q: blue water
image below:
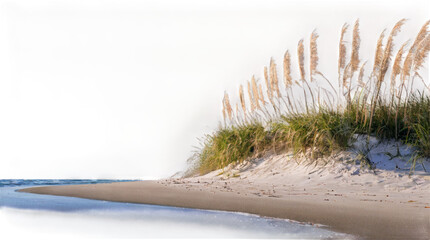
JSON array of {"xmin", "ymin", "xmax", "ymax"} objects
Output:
[
  {"xmin": 0, "ymin": 179, "xmax": 136, "ymax": 211},
  {"xmin": 0, "ymin": 179, "xmax": 353, "ymax": 239}
]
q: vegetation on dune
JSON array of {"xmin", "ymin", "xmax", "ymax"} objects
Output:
[
  {"xmin": 189, "ymin": 19, "xmax": 430, "ymax": 175},
  {"xmin": 196, "ymin": 122, "xmax": 269, "ymax": 175},
  {"xmin": 274, "ymin": 109, "xmax": 354, "ymax": 156}
]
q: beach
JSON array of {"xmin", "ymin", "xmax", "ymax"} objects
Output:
[
  {"xmin": 20, "ymin": 179, "xmax": 429, "ymax": 239},
  {"xmin": 20, "ymin": 142, "xmax": 430, "ymax": 240}
]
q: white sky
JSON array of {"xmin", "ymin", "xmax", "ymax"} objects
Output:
[{"xmin": 0, "ymin": 0, "xmax": 429, "ymax": 179}]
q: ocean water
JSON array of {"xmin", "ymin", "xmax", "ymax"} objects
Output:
[{"xmin": 0, "ymin": 179, "xmax": 352, "ymax": 239}]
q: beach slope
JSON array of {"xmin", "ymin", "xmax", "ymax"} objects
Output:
[{"xmin": 20, "ymin": 178, "xmax": 429, "ymax": 239}]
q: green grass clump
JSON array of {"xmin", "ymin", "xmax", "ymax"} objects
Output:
[
  {"xmin": 408, "ymin": 95, "xmax": 430, "ymax": 157},
  {"xmin": 189, "ymin": 19, "xmax": 430, "ymax": 175},
  {"xmin": 351, "ymin": 94, "xmax": 430, "ymax": 153},
  {"xmin": 272, "ymin": 109, "xmax": 354, "ymax": 156},
  {"xmin": 195, "ymin": 122, "xmax": 269, "ymax": 175}
]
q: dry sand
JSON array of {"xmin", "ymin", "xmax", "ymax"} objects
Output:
[{"xmin": 20, "ymin": 139, "xmax": 430, "ymax": 239}]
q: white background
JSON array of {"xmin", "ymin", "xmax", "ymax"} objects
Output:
[{"xmin": 0, "ymin": 0, "xmax": 429, "ymax": 179}]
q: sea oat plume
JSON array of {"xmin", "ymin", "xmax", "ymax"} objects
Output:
[
  {"xmin": 247, "ymin": 81, "xmax": 256, "ymax": 111},
  {"xmin": 402, "ymin": 51, "xmax": 414, "ymax": 79},
  {"xmin": 413, "ymin": 34, "xmax": 430, "ymax": 72},
  {"xmin": 283, "ymin": 50, "xmax": 293, "ymax": 88},
  {"xmin": 338, "ymin": 23, "xmax": 349, "ymax": 73},
  {"xmin": 251, "ymin": 76, "xmax": 260, "ymax": 109},
  {"xmin": 410, "ymin": 20, "xmax": 430, "ymax": 52},
  {"xmin": 297, "ymin": 39, "xmax": 306, "ymax": 81},
  {"xmin": 358, "ymin": 61, "xmax": 367, "ymax": 87},
  {"xmin": 379, "ymin": 19, "xmax": 406, "ymax": 83},
  {"xmin": 239, "ymin": 85, "xmax": 247, "ymax": 115},
  {"xmin": 222, "ymin": 98, "xmax": 226, "ymax": 122},
  {"xmin": 223, "ymin": 92, "xmax": 233, "ymax": 121},
  {"xmin": 310, "ymin": 30, "xmax": 319, "ymax": 81},
  {"xmin": 390, "ymin": 42, "xmax": 407, "ymax": 92},
  {"xmin": 373, "ymin": 30, "xmax": 386, "ymax": 75},
  {"xmin": 270, "ymin": 58, "xmax": 281, "ymax": 98},
  {"xmin": 264, "ymin": 66, "xmax": 272, "ymax": 99},
  {"xmin": 402, "ymin": 20, "xmax": 429, "ymax": 79},
  {"xmin": 385, "ymin": 20, "xmax": 407, "ymax": 64},
  {"xmin": 351, "ymin": 19, "xmax": 361, "ymax": 73}
]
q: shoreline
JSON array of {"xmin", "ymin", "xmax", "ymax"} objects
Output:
[{"xmin": 19, "ymin": 180, "xmax": 430, "ymax": 239}]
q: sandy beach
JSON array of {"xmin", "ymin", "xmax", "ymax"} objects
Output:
[
  {"xmin": 20, "ymin": 141, "xmax": 430, "ymax": 239},
  {"xmin": 20, "ymin": 179, "xmax": 429, "ymax": 239}
]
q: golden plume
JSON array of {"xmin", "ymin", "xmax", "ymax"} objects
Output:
[
  {"xmin": 283, "ymin": 50, "xmax": 293, "ymax": 88},
  {"xmin": 350, "ymin": 19, "xmax": 361, "ymax": 73},
  {"xmin": 270, "ymin": 58, "xmax": 281, "ymax": 98},
  {"xmin": 297, "ymin": 39, "xmax": 306, "ymax": 81},
  {"xmin": 223, "ymin": 92, "xmax": 233, "ymax": 121},
  {"xmin": 379, "ymin": 19, "xmax": 406, "ymax": 83},
  {"xmin": 402, "ymin": 20, "xmax": 430, "ymax": 79},
  {"xmin": 251, "ymin": 76, "xmax": 260, "ymax": 110},
  {"xmin": 358, "ymin": 61, "xmax": 367, "ymax": 87},
  {"xmin": 390, "ymin": 42, "xmax": 407, "ymax": 93},
  {"xmin": 413, "ymin": 34, "xmax": 430, "ymax": 72},
  {"xmin": 338, "ymin": 23, "xmax": 349, "ymax": 74},
  {"xmin": 239, "ymin": 84, "xmax": 246, "ymax": 115},
  {"xmin": 264, "ymin": 66, "xmax": 272, "ymax": 99},
  {"xmin": 247, "ymin": 81, "xmax": 256, "ymax": 111},
  {"xmin": 310, "ymin": 30, "xmax": 319, "ymax": 81},
  {"xmin": 372, "ymin": 30, "xmax": 386, "ymax": 75}
]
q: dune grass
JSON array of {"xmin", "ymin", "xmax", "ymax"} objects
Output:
[
  {"xmin": 195, "ymin": 122, "xmax": 269, "ymax": 175},
  {"xmin": 190, "ymin": 19, "xmax": 430, "ymax": 175}
]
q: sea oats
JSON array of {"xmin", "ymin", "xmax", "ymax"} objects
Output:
[
  {"xmin": 283, "ymin": 50, "xmax": 292, "ymax": 88},
  {"xmin": 410, "ymin": 20, "xmax": 430, "ymax": 52},
  {"xmin": 338, "ymin": 23, "xmax": 348, "ymax": 73},
  {"xmin": 222, "ymin": 98, "xmax": 226, "ymax": 122},
  {"xmin": 264, "ymin": 66, "xmax": 272, "ymax": 99},
  {"xmin": 390, "ymin": 42, "xmax": 407, "ymax": 93},
  {"xmin": 247, "ymin": 81, "xmax": 256, "ymax": 111},
  {"xmin": 358, "ymin": 61, "xmax": 367, "ymax": 88},
  {"xmin": 297, "ymin": 39, "xmax": 306, "ymax": 81},
  {"xmin": 402, "ymin": 20, "xmax": 430, "ymax": 79},
  {"xmin": 239, "ymin": 85, "xmax": 247, "ymax": 115},
  {"xmin": 373, "ymin": 30, "xmax": 386, "ymax": 75},
  {"xmin": 310, "ymin": 30, "xmax": 319, "ymax": 81},
  {"xmin": 379, "ymin": 19, "xmax": 406, "ymax": 82},
  {"xmin": 224, "ymin": 92, "xmax": 233, "ymax": 121},
  {"xmin": 413, "ymin": 35, "xmax": 430, "ymax": 72},
  {"xmin": 338, "ymin": 23, "xmax": 349, "ymax": 90},
  {"xmin": 207, "ymin": 19, "xmax": 430, "ymax": 184},
  {"xmin": 270, "ymin": 58, "xmax": 281, "ymax": 98},
  {"xmin": 251, "ymin": 76, "xmax": 260, "ymax": 109},
  {"xmin": 351, "ymin": 19, "xmax": 361, "ymax": 73},
  {"xmin": 370, "ymin": 19, "xmax": 407, "ymax": 133}
]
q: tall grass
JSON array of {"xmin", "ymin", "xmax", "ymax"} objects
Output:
[
  {"xmin": 193, "ymin": 122, "xmax": 269, "ymax": 175},
  {"xmin": 190, "ymin": 19, "xmax": 430, "ymax": 175}
]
